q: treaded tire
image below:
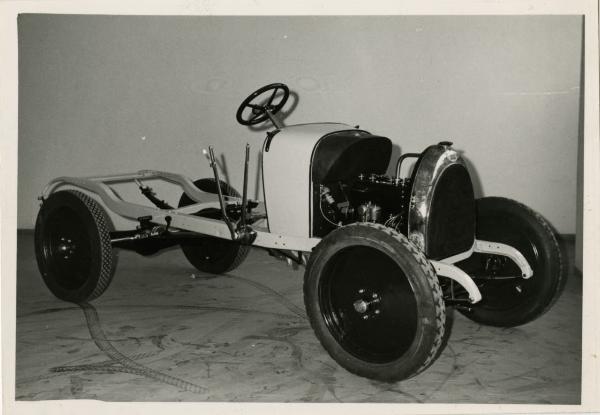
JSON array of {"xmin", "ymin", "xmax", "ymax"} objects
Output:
[
  {"xmin": 304, "ymin": 222, "xmax": 446, "ymax": 382},
  {"xmin": 456, "ymin": 197, "xmax": 565, "ymax": 327},
  {"xmin": 34, "ymin": 190, "xmax": 118, "ymax": 302},
  {"xmin": 178, "ymin": 178, "xmax": 249, "ymax": 274}
]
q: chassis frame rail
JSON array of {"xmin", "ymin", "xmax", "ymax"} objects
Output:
[{"xmin": 41, "ymin": 170, "xmax": 321, "ymax": 252}]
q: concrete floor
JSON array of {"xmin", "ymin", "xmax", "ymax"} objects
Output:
[{"xmin": 15, "ymin": 231, "xmax": 581, "ymax": 403}]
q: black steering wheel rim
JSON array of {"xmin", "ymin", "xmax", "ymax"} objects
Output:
[{"xmin": 236, "ymin": 83, "xmax": 290, "ymax": 126}]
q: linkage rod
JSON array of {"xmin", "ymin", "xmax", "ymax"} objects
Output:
[
  {"xmin": 207, "ymin": 146, "xmax": 237, "ymax": 240},
  {"xmin": 241, "ymin": 143, "xmax": 250, "ymax": 228}
]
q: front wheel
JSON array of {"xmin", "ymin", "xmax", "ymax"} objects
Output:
[
  {"xmin": 304, "ymin": 223, "xmax": 446, "ymax": 382},
  {"xmin": 34, "ymin": 190, "xmax": 118, "ymax": 302},
  {"xmin": 456, "ymin": 197, "xmax": 565, "ymax": 327}
]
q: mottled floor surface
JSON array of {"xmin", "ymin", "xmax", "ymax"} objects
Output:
[{"xmin": 15, "ymin": 231, "xmax": 581, "ymax": 403}]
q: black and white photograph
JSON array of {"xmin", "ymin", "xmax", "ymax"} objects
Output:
[{"xmin": 2, "ymin": 1, "xmax": 599, "ymax": 414}]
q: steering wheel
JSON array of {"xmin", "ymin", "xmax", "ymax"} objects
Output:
[{"xmin": 236, "ymin": 83, "xmax": 290, "ymax": 126}]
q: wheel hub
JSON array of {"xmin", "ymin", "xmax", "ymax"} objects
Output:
[
  {"xmin": 57, "ymin": 237, "xmax": 76, "ymax": 259},
  {"xmin": 484, "ymin": 255, "xmax": 508, "ymax": 274},
  {"xmin": 353, "ymin": 299, "xmax": 369, "ymax": 313},
  {"xmin": 353, "ymin": 289, "xmax": 381, "ymax": 319}
]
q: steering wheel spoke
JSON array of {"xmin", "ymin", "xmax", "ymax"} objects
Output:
[
  {"xmin": 249, "ymin": 110, "xmax": 265, "ymax": 123},
  {"xmin": 267, "ymin": 87, "xmax": 279, "ymax": 104}
]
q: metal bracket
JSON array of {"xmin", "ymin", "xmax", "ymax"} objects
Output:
[
  {"xmin": 394, "ymin": 152, "xmax": 420, "ymax": 180},
  {"xmin": 474, "ymin": 239, "xmax": 533, "ymax": 279},
  {"xmin": 430, "ymin": 260, "xmax": 482, "ymax": 303},
  {"xmin": 431, "ymin": 238, "xmax": 533, "ymax": 304},
  {"xmin": 264, "ymin": 107, "xmax": 284, "ymax": 130}
]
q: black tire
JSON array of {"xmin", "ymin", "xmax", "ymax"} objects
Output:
[
  {"xmin": 178, "ymin": 178, "xmax": 249, "ymax": 274},
  {"xmin": 34, "ymin": 190, "xmax": 118, "ymax": 302},
  {"xmin": 304, "ymin": 223, "xmax": 446, "ymax": 382},
  {"xmin": 456, "ymin": 197, "xmax": 565, "ymax": 327}
]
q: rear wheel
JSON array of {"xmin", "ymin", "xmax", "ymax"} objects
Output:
[
  {"xmin": 304, "ymin": 223, "xmax": 446, "ymax": 382},
  {"xmin": 178, "ymin": 178, "xmax": 249, "ymax": 274},
  {"xmin": 34, "ymin": 190, "xmax": 117, "ymax": 302},
  {"xmin": 456, "ymin": 197, "xmax": 565, "ymax": 327}
]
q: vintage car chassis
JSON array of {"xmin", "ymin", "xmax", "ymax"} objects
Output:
[{"xmin": 36, "ymin": 82, "xmax": 565, "ymax": 383}]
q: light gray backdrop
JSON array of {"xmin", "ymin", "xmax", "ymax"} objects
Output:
[{"xmin": 18, "ymin": 15, "xmax": 583, "ymax": 238}]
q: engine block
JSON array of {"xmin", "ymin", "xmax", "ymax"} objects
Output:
[{"xmin": 316, "ymin": 174, "xmax": 413, "ymax": 237}]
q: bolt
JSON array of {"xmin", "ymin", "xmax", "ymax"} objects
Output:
[
  {"xmin": 515, "ymin": 285, "xmax": 523, "ymax": 294},
  {"xmin": 374, "ymin": 309, "xmax": 380, "ymax": 315},
  {"xmin": 358, "ymin": 289, "xmax": 365, "ymax": 294},
  {"xmin": 362, "ymin": 315, "xmax": 369, "ymax": 320},
  {"xmin": 372, "ymin": 293, "xmax": 378, "ymax": 298}
]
